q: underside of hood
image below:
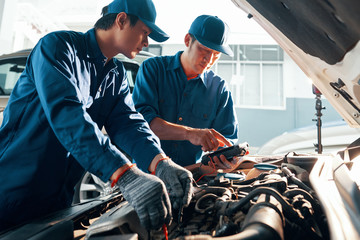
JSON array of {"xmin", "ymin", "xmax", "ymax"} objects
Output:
[{"xmin": 232, "ymin": 0, "xmax": 360, "ymax": 127}]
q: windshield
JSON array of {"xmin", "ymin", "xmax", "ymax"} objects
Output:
[{"xmin": 0, "ymin": 58, "xmax": 27, "ymax": 96}]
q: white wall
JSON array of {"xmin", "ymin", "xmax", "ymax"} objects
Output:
[
  {"xmin": 161, "ymin": 44, "xmax": 184, "ymax": 56},
  {"xmin": 283, "ymin": 53, "xmax": 314, "ymax": 99},
  {"xmin": 0, "ymin": 0, "xmax": 17, "ymax": 55}
]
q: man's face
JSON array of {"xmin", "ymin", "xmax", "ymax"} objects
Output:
[
  {"xmin": 187, "ymin": 39, "xmax": 221, "ymax": 74},
  {"xmin": 120, "ymin": 18, "xmax": 151, "ymax": 59}
]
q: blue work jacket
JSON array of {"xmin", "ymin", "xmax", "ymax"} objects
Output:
[
  {"xmin": 132, "ymin": 52, "xmax": 238, "ymax": 166},
  {"xmin": 0, "ymin": 28, "xmax": 162, "ymax": 227}
]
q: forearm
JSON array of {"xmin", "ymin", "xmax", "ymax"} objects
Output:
[
  {"xmin": 150, "ymin": 117, "xmax": 232, "ymax": 152},
  {"xmin": 150, "ymin": 117, "xmax": 191, "ymax": 141}
]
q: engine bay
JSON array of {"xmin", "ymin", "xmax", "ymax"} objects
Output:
[{"xmin": 84, "ymin": 154, "xmax": 330, "ymax": 240}]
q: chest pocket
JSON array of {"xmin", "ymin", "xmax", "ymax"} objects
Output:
[{"xmin": 190, "ymin": 102, "xmax": 215, "ymax": 128}]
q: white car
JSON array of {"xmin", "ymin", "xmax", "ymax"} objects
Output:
[
  {"xmin": 234, "ymin": 1, "xmax": 360, "ymax": 240},
  {"xmin": 1, "ymin": 1, "xmax": 359, "ymax": 239},
  {"xmin": 258, "ymin": 120, "xmax": 360, "ymax": 155}
]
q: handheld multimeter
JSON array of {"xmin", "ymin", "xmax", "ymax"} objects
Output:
[{"xmin": 201, "ymin": 142, "xmax": 249, "ymax": 166}]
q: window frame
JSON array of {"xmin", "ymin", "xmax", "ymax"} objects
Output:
[{"xmin": 214, "ymin": 44, "xmax": 285, "ymax": 110}]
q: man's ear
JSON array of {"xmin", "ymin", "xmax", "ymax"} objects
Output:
[
  {"xmin": 184, "ymin": 33, "xmax": 191, "ymax": 47},
  {"xmin": 116, "ymin": 12, "xmax": 127, "ymax": 29}
]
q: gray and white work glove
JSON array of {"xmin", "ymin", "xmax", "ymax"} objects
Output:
[
  {"xmin": 116, "ymin": 166, "xmax": 172, "ymax": 230},
  {"xmin": 155, "ymin": 159, "xmax": 194, "ymax": 210}
]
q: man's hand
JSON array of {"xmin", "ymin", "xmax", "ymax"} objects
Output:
[
  {"xmin": 186, "ymin": 128, "xmax": 231, "ymax": 152},
  {"xmin": 155, "ymin": 159, "xmax": 193, "ymax": 210},
  {"xmin": 116, "ymin": 166, "xmax": 172, "ymax": 230}
]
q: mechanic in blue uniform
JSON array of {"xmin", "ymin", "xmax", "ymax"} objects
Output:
[
  {"xmin": 132, "ymin": 15, "xmax": 239, "ymax": 171},
  {"xmin": 0, "ymin": 0, "xmax": 193, "ymax": 231}
]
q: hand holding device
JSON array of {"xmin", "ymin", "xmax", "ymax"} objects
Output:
[{"xmin": 201, "ymin": 142, "xmax": 249, "ymax": 166}]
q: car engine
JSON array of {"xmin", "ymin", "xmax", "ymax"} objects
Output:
[{"xmin": 84, "ymin": 155, "xmax": 330, "ymax": 240}]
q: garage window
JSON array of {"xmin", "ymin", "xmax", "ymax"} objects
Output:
[{"xmin": 214, "ymin": 45, "xmax": 284, "ymax": 109}]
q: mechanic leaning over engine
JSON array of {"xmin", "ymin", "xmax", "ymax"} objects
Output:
[
  {"xmin": 0, "ymin": 0, "xmax": 193, "ymax": 231},
  {"xmin": 132, "ymin": 15, "xmax": 239, "ymax": 171}
]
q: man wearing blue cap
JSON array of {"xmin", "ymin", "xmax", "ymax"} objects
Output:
[
  {"xmin": 133, "ymin": 15, "xmax": 239, "ymax": 172},
  {"xmin": 0, "ymin": 0, "xmax": 193, "ymax": 231}
]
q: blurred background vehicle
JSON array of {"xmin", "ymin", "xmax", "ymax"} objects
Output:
[{"xmin": 257, "ymin": 120, "xmax": 360, "ymax": 155}]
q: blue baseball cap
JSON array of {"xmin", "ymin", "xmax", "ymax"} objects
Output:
[
  {"xmin": 107, "ymin": 0, "xmax": 169, "ymax": 42},
  {"xmin": 189, "ymin": 15, "xmax": 233, "ymax": 57}
]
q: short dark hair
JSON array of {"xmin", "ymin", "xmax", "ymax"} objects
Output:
[
  {"xmin": 188, "ymin": 33, "xmax": 197, "ymax": 46},
  {"xmin": 94, "ymin": 6, "xmax": 139, "ymax": 30}
]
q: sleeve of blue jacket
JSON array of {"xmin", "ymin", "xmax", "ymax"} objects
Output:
[
  {"xmin": 30, "ymin": 34, "xmax": 162, "ymax": 181},
  {"xmin": 104, "ymin": 70, "xmax": 164, "ymax": 171}
]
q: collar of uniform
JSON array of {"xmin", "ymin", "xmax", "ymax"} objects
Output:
[
  {"xmin": 85, "ymin": 28, "xmax": 109, "ymax": 64},
  {"xmin": 190, "ymin": 72, "xmax": 207, "ymax": 88},
  {"xmin": 166, "ymin": 51, "xmax": 183, "ymax": 71},
  {"xmin": 167, "ymin": 51, "xmax": 207, "ymax": 87}
]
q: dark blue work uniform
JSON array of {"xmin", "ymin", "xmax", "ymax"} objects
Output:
[
  {"xmin": 132, "ymin": 52, "xmax": 238, "ymax": 167},
  {"xmin": 0, "ymin": 29, "xmax": 162, "ymax": 230}
]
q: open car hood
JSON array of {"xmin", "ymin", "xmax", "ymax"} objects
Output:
[{"xmin": 231, "ymin": 0, "xmax": 360, "ymax": 127}]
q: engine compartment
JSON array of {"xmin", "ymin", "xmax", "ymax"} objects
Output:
[{"xmin": 85, "ymin": 155, "xmax": 330, "ymax": 240}]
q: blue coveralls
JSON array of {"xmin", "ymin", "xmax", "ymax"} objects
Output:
[
  {"xmin": 132, "ymin": 52, "xmax": 238, "ymax": 167},
  {"xmin": 0, "ymin": 29, "xmax": 162, "ymax": 229}
]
